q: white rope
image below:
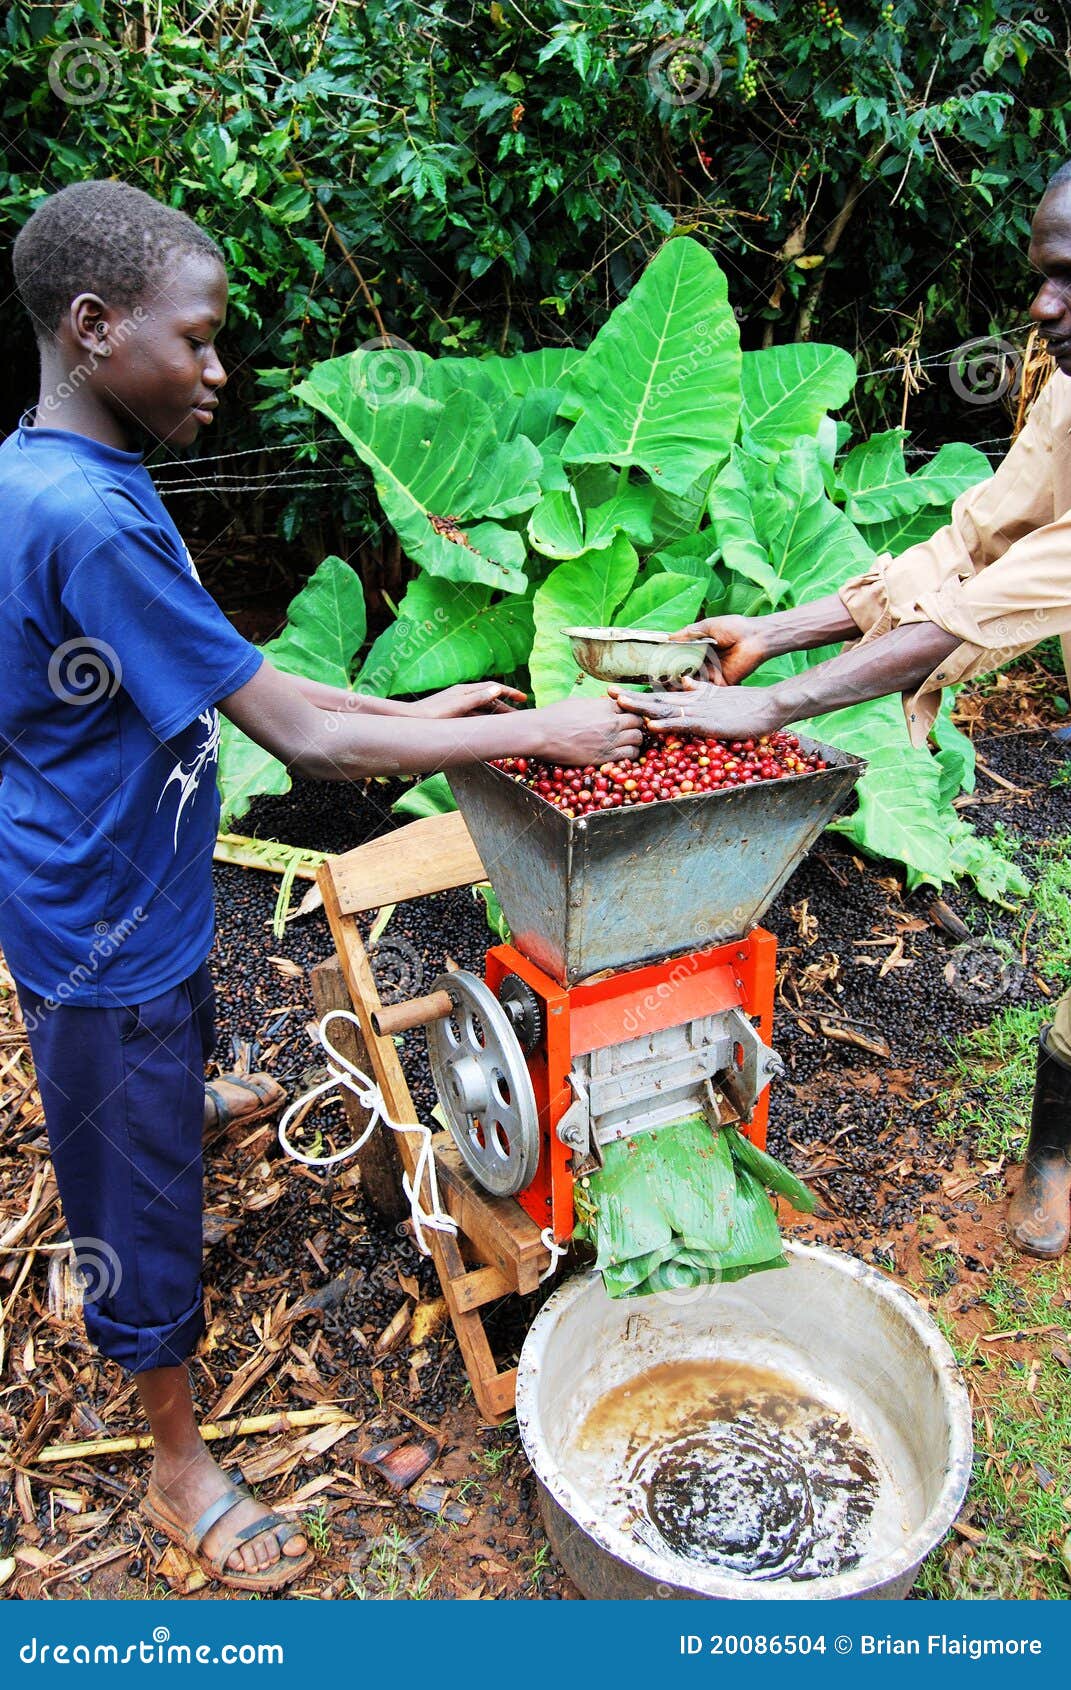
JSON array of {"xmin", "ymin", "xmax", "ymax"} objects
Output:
[
  {"xmin": 277, "ymin": 1009, "xmax": 458, "ymax": 1257},
  {"xmin": 538, "ymin": 1227, "xmax": 569, "ymax": 1283}
]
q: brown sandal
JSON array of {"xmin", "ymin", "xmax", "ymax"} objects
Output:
[
  {"xmin": 203, "ymin": 1072, "xmax": 287, "ymax": 1135},
  {"xmin": 142, "ymin": 1471, "xmax": 313, "ymax": 1592}
]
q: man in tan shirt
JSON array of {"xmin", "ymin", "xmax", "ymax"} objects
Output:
[{"xmin": 614, "ymin": 162, "xmax": 1071, "ymax": 1259}]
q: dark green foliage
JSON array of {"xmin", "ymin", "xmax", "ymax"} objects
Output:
[{"xmin": 2, "ymin": 1, "xmax": 1064, "ymax": 553}]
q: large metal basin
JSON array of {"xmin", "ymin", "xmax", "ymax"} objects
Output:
[
  {"xmin": 516, "ymin": 1243, "xmax": 972, "ymax": 1601},
  {"xmin": 448, "ymin": 734, "xmax": 864, "ymax": 985}
]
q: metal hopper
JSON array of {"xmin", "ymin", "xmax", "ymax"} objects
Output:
[{"xmin": 448, "ymin": 733, "xmax": 865, "ymax": 985}]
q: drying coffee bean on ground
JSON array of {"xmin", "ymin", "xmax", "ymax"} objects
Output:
[{"xmin": 2, "ymin": 722, "xmax": 1068, "ymax": 1602}]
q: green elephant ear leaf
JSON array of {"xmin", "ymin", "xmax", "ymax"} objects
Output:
[
  {"xmin": 356, "ymin": 574, "xmax": 533, "ymax": 698},
  {"xmin": 528, "ymin": 487, "xmax": 586, "ymax": 558},
  {"xmin": 529, "ymin": 532, "xmax": 639, "ymax": 704},
  {"xmin": 740, "ymin": 343, "xmax": 857, "ymax": 450},
  {"xmin": 218, "ymin": 556, "xmax": 366, "ymax": 828},
  {"xmin": 764, "ymin": 442, "xmax": 876, "ymax": 604},
  {"xmin": 558, "ymin": 237, "xmax": 741, "ymax": 493},
  {"xmin": 838, "ymin": 432, "xmax": 991, "ymax": 524},
  {"xmin": 788, "ymin": 691, "xmax": 956, "ymax": 889},
  {"xmin": 617, "ymin": 570, "xmax": 707, "ymax": 630},
  {"xmin": 707, "ymin": 447, "xmax": 789, "ymax": 609},
  {"xmin": 296, "ymin": 360, "xmax": 540, "ymax": 591},
  {"xmin": 584, "ymin": 482, "xmax": 658, "ymax": 550},
  {"xmin": 392, "ymin": 772, "xmax": 457, "ymax": 819}
]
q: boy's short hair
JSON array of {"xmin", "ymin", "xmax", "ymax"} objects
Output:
[{"xmin": 12, "ymin": 179, "xmax": 223, "ymax": 341}]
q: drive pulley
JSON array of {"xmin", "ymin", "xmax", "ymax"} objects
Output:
[{"xmin": 426, "ymin": 971, "xmax": 540, "ymax": 1197}]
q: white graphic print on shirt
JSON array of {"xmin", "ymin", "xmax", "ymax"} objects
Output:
[{"xmin": 156, "ymin": 708, "xmax": 220, "ymax": 850}]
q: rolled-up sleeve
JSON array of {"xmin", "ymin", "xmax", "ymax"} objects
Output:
[{"xmin": 837, "ymin": 376, "xmax": 1070, "ymax": 743}]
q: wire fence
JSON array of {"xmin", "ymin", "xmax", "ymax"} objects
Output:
[{"xmin": 150, "ymin": 329, "xmax": 1034, "ymax": 496}]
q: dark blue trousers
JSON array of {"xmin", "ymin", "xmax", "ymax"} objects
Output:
[{"xmin": 17, "ymin": 963, "xmax": 215, "ymax": 1372}]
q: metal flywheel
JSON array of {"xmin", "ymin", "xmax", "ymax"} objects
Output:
[{"xmin": 426, "ymin": 971, "xmax": 540, "ymax": 1197}]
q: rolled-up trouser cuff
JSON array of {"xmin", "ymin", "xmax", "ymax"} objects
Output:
[{"xmin": 85, "ymin": 1288, "xmax": 206, "ymax": 1374}]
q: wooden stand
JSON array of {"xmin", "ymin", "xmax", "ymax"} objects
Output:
[{"xmin": 316, "ymin": 812, "xmax": 551, "ymax": 1421}]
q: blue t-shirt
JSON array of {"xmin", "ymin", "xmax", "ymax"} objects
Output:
[{"xmin": 0, "ymin": 422, "xmax": 263, "ymax": 1005}]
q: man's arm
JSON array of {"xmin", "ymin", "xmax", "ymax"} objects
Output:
[
  {"xmin": 672, "ymin": 377, "xmax": 1063, "ymax": 689},
  {"xmin": 612, "ymin": 619, "xmax": 960, "ymax": 741},
  {"xmin": 222, "ymin": 659, "xmax": 645, "ymax": 778}
]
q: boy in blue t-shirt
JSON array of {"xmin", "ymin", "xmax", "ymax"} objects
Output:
[{"xmin": 1, "ymin": 180, "xmax": 643, "ymax": 1590}]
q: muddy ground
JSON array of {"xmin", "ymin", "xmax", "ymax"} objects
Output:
[{"xmin": 1, "ymin": 707, "xmax": 1069, "ymax": 1602}]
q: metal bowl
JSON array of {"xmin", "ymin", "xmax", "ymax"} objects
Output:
[
  {"xmin": 562, "ymin": 625, "xmax": 708, "ymax": 685},
  {"xmin": 516, "ymin": 1242, "xmax": 972, "ymax": 1601}
]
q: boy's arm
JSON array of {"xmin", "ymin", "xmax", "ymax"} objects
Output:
[
  {"xmin": 221, "ymin": 659, "xmax": 644, "ymax": 778},
  {"xmin": 292, "ymin": 676, "xmax": 526, "ymax": 719}
]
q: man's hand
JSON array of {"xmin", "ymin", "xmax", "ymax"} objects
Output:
[
  {"xmin": 530, "ymin": 695, "xmax": 645, "ymax": 765},
  {"xmin": 670, "ymin": 615, "xmax": 771, "ymax": 686},
  {"xmin": 404, "ymin": 681, "xmax": 526, "ymax": 718},
  {"xmin": 609, "ymin": 677, "xmax": 785, "ymax": 741}
]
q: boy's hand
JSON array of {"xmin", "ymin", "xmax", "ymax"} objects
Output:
[
  {"xmin": 670, "ymin": 615, "xmax": 771, "ymax": 686},
  {"xmin": 609, "ymin": 677, "xmax": 785, "ymax": 741},
  {"xmin": 405, "ymin": 682, "xmax": 526, "ymax": 718},
  {"xmin": 530, "ymin": 696, "xmax": 644, "ymax": 765}
]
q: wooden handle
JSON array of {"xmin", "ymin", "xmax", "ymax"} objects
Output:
[{"xmin": 371, "ymin": 988, "xmax": 454, "ymax": 1039}]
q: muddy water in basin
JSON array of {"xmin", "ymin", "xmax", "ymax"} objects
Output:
[{"xmin": 569, "ymin": 1358, "xmax": 905, "ymax": 1582}]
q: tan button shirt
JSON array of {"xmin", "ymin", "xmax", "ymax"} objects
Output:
[{"xmin": 838, "ymin": 371, "xmax": 1071, "ymax": 745}]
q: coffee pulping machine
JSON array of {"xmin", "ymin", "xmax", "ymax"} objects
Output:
[
  {"xmin": 362, "ymin": 740, "xmax": 864, "ymax": 1246},
  {"xmin": 310, "ymin": 734, "xmax": 863, "ymax": 1416}
]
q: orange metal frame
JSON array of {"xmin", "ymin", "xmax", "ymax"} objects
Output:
[{"xmin": 484, "ymin": 927, "xmax": 778, "ymax": 1243}]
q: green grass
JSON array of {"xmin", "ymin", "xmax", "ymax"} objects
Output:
[
  {"xmin": 302, "ymin": 1504, "xmax": 331, "ymax": 1555},
  {"xmin": 525, "ymin": 1542, "xmax": 552, "ymax": 1594},
  {"xmin": 346, "ymin": 1526, "xmax": 436, "ymax": 1600},
  {"xmin": 920, "ymin": 830, "xmax": 1071, "ymax": 1598},
  {"xmin": 937, "ymin": 837, "xmax": 1071, "ymax": 1160},
  {"xmin": 916, "ymin": 1266, "xmax": 1071, "ymax": 1600}
]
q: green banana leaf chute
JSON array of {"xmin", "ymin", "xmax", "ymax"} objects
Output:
[{"xmin": 574, "ymin": 1114, "xmax": 816, "ymax": 1300}]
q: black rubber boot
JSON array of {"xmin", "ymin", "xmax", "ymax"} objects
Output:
[{"xmin": 1006, "ymin": 1024, "xmax": 1071, "ymax": 1259}]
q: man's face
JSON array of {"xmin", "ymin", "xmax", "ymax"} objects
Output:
[
  {"xmin": 1028, "ymin": 187, "xmax": 1071, "ymax": 373},
  {"xmin": 89, "ymin": 253, "xmax": 229, "ymax": 448}
]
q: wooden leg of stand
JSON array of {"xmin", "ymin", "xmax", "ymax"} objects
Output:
[{"xmin": 319, "ymin": 869, "xmax": 524, "ymax": 1422}]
